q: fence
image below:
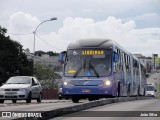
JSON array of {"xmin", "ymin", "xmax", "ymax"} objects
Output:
[{"xmin": 42, "ymin": 88, "xmax": 59, "ymax": 99}]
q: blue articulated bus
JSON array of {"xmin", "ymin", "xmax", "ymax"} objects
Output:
[{"xmin": 59, "ymin": 39, "xmax": 146, "ymax": 103}]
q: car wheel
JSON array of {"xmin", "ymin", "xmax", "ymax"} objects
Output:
[
  {"xmin": 0, "ymin": 100, "xmax": 4, "ymax": 103},
  {"xmin": 12, "ymin": 100, "xmax": 17, "ymax": 103},
  {"xmin": 37, "ymin": 93, "xmax": 42, "ymax": 103},
  {"xmin": 26, "ymin": 92, "xmax": 32, "ymax": 103}
]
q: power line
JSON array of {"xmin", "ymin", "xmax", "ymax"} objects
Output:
[
  {"xmin": 7, "ymin": 32, "xmax": 65, "ymax": 51},
  {"xmin": 7, "ymin": 32, "xmax": 33, "ymax": 35},
  {"xmin": 35, "ymin": 34, "xmax": 64, "ymax": 51}
]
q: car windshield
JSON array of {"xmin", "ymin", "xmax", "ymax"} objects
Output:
[
  {"xmin": 64, "ymin": 49, "xmax": 112, "ymax": 77},
  {"xmin": 6, "ymin": 77, "xmax": 31, "ymax": 84},
  {"xmin": 146, "ymin": 86, "xmax": 155, "ymax": 91}
]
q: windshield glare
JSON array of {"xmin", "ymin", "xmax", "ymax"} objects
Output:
[
  {"xmin": 64, "ymin": 49, "xmax": 112, "ymax": 77},
  {"xmin": 6, "ymin": 77, "xmax": 31, "ymax": 84}
]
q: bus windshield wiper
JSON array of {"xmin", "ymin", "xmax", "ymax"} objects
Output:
[
  {"xmin": 89, "ymin": 60, "xmax": 99, "ymax": 78},
  {"xmin": 73, "ymin": 58, "xmax": 86, "ymax": 78},
  {"xmin": 73, "ymin": 66, "xmax": 82, "ymax": 78}
]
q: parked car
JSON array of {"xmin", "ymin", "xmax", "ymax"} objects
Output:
[
  {"xmin": 145, "ymin": 83, "xmax": 156, "ymax": 97},
  {"xmin": 0, "ymin": 76, "xmax": 42, "ymax": 103}
]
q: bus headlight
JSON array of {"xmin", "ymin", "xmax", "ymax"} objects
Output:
[
  {"xmin": 64, "ymin": 81, "xmax": 68, "ymax": 86},
  {"xmin": 105, "ymin": 80, "xmax": 111, "ymax": 86}
]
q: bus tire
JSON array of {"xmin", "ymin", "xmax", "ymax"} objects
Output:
[
  {"xmin": 88, "ymin": 97, "xmax": 93, "ymax": 101},
  {"xmin": 137, "ymin": 85, "xmax": 140, "ymax": 97},
  {"xmin": 127, "ymin": 83, "xmax": 130, "ymax": 97},
  {"xmin": 117, "ymin": 82, "xmax": 120, "ymax": 97},
  {"xmin": 143, "ymin": 87, "xmax": 146, "ymax": 96},
  {"xmin": 72, "ymin": 97, "xmax": 79, "ymax": 103},
  {"xmin": 0, "ymin": 100, "xmax": 4, "ymax": 103},
  {"xmin": 12, "ymin": 100, "xmax": 17, "ymax": 103},
  {"xmin": 88, "ymin": 96, "xmax": 98, "ymax": 101}
]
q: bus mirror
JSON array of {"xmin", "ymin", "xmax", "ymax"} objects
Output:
[
  {"xmin": 114, "ymin": 53, "xmax": 118, "ymax": 62},
  {"xmin": 58, "ymin": 51, "xmax": 66, "ymax": 64}
]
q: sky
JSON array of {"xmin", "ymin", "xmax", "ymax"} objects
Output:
[{"xmin": 0, "ymin": 0, "xmax": 160, "ymax": 57}]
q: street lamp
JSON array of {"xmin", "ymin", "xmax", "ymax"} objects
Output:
[{"xmin": 33, "ymin": 17, "xmax": 57, "ymax": 68}]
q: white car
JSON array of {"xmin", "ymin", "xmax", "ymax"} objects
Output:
[{"xmin": 0, "ymin": 76, "xmax": 42, "ymax": 103}]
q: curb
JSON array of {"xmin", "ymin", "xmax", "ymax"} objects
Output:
[{"xmin": 13, "ymin": 97, "xmax": 152, "ymax": 120}]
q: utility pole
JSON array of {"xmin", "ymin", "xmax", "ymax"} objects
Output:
[
  {"xmin": 153, "ymin": 54, "xmax": 158, "ymax": 69},
  {"xmin": 33, "ymin": 17, "xmax": 57, "ymax": 68}
]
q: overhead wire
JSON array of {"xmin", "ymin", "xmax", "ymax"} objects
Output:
[
  {"xmin": 35, "ymin": 34, "xmax": 64, "ymax": 51},
  {"xmin": 7, "ymin": 32, "xmax": 33, "ymax": 35},
  {"xmin": 6, "ymin": 31, "xmax": 64, "ymax": 51}
]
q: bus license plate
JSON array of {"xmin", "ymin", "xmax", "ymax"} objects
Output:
[{"xmin": 82, "ymin": 89, "xmax": 91, "ymax": 93}]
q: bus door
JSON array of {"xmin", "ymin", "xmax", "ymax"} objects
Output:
[{"xmin": 122, "ymin": 53, "xmax": 128, "ymax": 96}]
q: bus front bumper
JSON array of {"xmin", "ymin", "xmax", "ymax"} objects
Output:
[{"xmin": 62, "ymin": 86, "xmax": 113, "ymax": 97}]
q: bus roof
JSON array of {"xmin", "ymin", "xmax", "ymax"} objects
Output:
[{"xmin": 67, "ymin": 39, "xmax": 113, "ymax": 49}]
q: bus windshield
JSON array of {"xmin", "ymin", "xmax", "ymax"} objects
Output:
[
  {"xmin": 64, "ymin": 49, "xmax": 112, "ymax": 77},
  {"xmin": 146, "ymin": 86, "xmax": 155, "ymax": 91}
]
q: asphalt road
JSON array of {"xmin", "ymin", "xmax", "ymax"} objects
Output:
[
  {"xmin": 54, "ymin": 99, "xmax": 160, "ymax": 120},
  {"xmin": 0, "ymin": 70, "xmax": 159, "ymax": 120}
]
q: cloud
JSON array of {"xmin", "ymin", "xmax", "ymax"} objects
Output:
[
  {"xmin": 8, "ymin": 12, "xmax": 40, "ymax": 33},
  {"xmin": 133, "ymin": 13, "xmax": 160, "ymax": 28},
  {"xmin": 8, "ymin": 12, "xmax": 40, "ymax": 51},
  {"xmin": 43, "ymin": 16, "xmax": 159, "ymax": 57},
  {"xmin": 8, "ymin": 12, "xmax": 160, "ymax": 57}
]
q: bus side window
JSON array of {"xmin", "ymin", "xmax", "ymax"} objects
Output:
[
  {"xmin": 120, "ymin": 52, "xmax": 123, "ymax": 71},
  {"xmin": 114, "ymin": 49, "xmax": 121, "ymax": 72}
]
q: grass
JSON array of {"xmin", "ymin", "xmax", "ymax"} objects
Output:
[{"xmin": 156, "ymin": 84, "xmax": 160, "ymax": 99}]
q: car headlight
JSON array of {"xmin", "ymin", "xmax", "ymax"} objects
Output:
[
  {"xmin": 0, "ymin": 88, "xmax": 4, "ymax": 91},
  {"xmin": 105, "ymin": 80, "xmax": 111, "ymax": 86},
  {"xmin": 19, "ymin": 88, "xmax": 28, "ymax": 92}
]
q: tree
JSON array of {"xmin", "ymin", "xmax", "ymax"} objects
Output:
[
  {"xmin": 35, "ymin": 50, "xmax": 46, "ymax": 57},
  {"xmin": 34, "ymin": 61, "xmax": 61, "ymax": 89},
  {"xmin": 46, "ymin": 51, "xmax": 59, "ymax": 56},
  {"xmin": 0, "ymin": 26, "xmax": 33, "ymax": 84}
]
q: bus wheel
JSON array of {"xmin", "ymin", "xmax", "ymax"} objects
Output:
[
  {"xmin": 88, "ymin": 96, "xmax": 95, "ymax": 101},
  {"xmin": 0, "ymin": 100, "xmax": 4, "ymax": 103},
  {"xmin": 127, "ymin": 84, "xmax": 130, "ymax": 97},
  {"xmin": 12, "ymin": 100, "xmax": 17, "ymax": 103},
  {"xmin": 137, "ymin": 85, "xmax": 140, "ymax": 97},
  {"xmin": 143, "ymin": 87, "xmax": 146, "ymax": 96},
  {"xmin": 117, "ymin": 82, "xmax": 120, "ymax": 97},
  {"xmin": 72, "ymin": 97, "xmax": 79, "ymax": 103}
]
